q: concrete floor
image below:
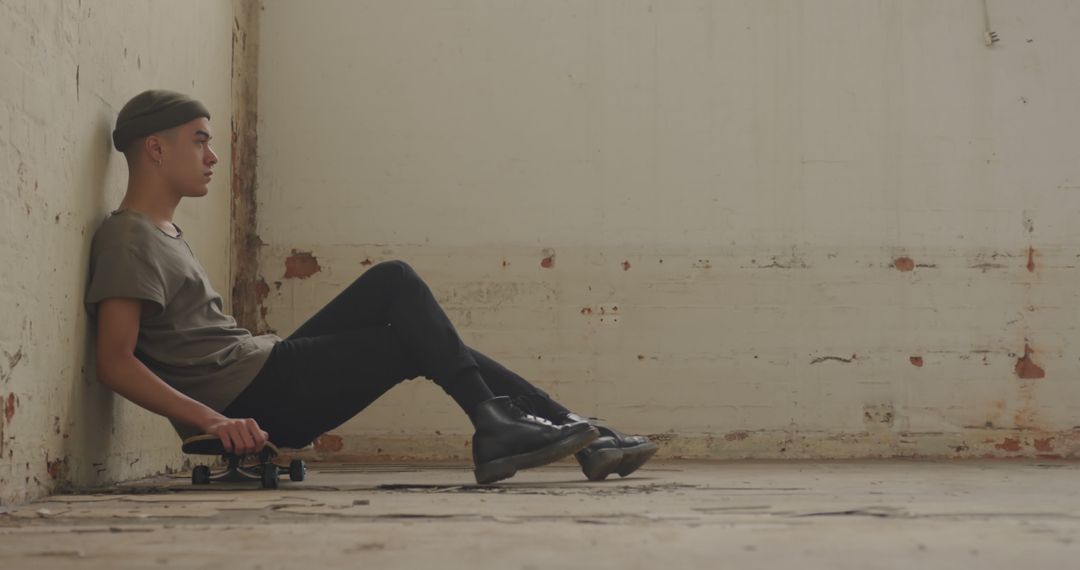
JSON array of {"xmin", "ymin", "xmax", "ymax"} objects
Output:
[{"xmin": 1, "ymin": 460, "xmax": 1078, "ymax": 569}]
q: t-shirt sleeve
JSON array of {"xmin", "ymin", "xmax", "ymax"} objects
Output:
[{"xmin": 85, "ymin": 245, "xmax": 167, "ymax": 318}]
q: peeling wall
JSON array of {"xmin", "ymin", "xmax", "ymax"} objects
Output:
[
  {"xmin": 254, "ymin": 0, "xmax": 1080, "ymax": 460},
  {"xmin": 0, "ymin": 0, "xmax": 254, "ymax": 505},
  {"xmin": 229, "ymin": 0, "xmax": 263, "ymax": 334}
]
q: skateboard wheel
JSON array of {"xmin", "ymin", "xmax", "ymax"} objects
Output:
[
  {"xmin": 261, "ymin": 463, "xmax": 279, "ymax": 489},
  {"xmin": 258, "ymin": 448, "xmax": 274, "ymax": 463},
  {"xmin": 192, "ymin": 465, "xmax": 211, "ymax": 485},
  {"xmin": 289, "ymin": 459, "xmax": 306, "ymax": 482}
]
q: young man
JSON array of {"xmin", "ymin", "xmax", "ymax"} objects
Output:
[{"xmin": 87, "ymin": 90, "xmax": 658, "ymax": 484}]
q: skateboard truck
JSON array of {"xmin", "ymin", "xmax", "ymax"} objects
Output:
[{"xmin": 181, "ymin": 434, "xmax": 306, "ymax": 489}]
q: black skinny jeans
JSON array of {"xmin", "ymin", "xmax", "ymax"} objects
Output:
[{"xmin": 223, "ymin": 260, "xmax": 570, "ymax": 448}]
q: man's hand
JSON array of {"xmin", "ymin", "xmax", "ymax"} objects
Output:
[{"xmin": 204, "ymin": 417, "xmax": 269, "ymax": 456}]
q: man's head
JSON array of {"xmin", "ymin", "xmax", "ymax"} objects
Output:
[{"xmin": 113, "ymin": 90, "xmax": 218, "ymax": 198}]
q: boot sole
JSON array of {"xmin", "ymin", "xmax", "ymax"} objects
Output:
[
  {"xmin": 616, "ymin": 441, "xmax": 659, "ymax": 477},
  {"xmin": 580, "ymin": 448, "xmax": 624, "ymax": 481},
  {"xmin": 474, "ymin": 426, "xmax": 600, "ymax": 484}
]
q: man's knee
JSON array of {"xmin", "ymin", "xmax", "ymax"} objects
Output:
[{"xmin": 369, "ymin": 259, "xmax": 419, "ymax": 281}]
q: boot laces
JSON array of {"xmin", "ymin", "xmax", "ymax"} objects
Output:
[
  {"xmin": 524, "ymin": 413, "xmax": 554, "ymax": 427},
  {"xmin": 510, "ymin": 394, "xmax": 540, "ymax": 415},
  {"xmin": 509, "ymin": 395, "xmax": 556, "ymax": 426}
]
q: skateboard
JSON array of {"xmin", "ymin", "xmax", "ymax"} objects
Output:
[{"xmin": 181, "ymin": 434, "xmax": 306, "ymax": 489}]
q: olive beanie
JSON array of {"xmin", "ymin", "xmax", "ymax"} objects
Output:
[{"xmin": 112, "ymin": 90, "xmax": 210, "ymax": 151}]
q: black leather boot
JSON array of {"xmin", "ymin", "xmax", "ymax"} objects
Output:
[
  {"xmin": 472, "ymin": 396, "xmax": 599, "ymax": 484},
  {"xmin": 574, "ymin": 436, "xmax": 624, "ymax": 481},
  {"xmin": 561, "ymin": 412, "xmax": 659, "ymax": 481}
]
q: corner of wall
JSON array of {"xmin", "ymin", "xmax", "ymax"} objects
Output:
[{"xmin": 230, "ymin": 0, "xmax": 264, "ymax": 334}]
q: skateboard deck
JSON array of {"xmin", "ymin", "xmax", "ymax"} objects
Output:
[{"xmin": 181, "ymin": 434, "xmax": 306, "ymax": 489}]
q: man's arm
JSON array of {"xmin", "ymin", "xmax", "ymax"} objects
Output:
[{"xmin": 95, "ymin": 297, "xmax": 268, "ymax": 455}]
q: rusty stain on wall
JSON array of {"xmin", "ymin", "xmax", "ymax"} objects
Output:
[
  {"xmin": 1014, "ymin": 376, "xmax": 1039, "ymax": 429},
  {"xmin": 314, "ymin": 433, "xmax": 344, "ymax": 453},
  {"xmin": 4, "ymin": 394, "xmax": 15, "ymax": 423},
  {"xmin": 994, "ymin": 438, "xmax": 1022, "ymax": 452},
  {"xmin": 540, "ymin": 248, "xmax": 556, "ymax": 268},
  {"xmin": 1026, "ymin": 246, "xmax": 1036, "ymax": 272},
  {"xmin": 893, "ymin": 256, "xmax": 915, "ymax": 272},
  {"xmin": 1014, "ymin": 343, "xmax": 1045, "ymax": 379},
  {"xmin": 45, "ymin": 456, "xmax": 65, "ymax": 479},
  {"xmin": 254, "ymin": 278, "xmax": 270, "ymax": 304},
  {"xmin": 284, "ymin": 250, "xmax": 322, "ymax": 279},
  {"xmin": 909, "ymin": 356, "xmax": 924, "ymax": 367}
]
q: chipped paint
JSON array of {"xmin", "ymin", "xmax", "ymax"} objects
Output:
[
  {"xmin": 4, "ymin": 393, "xmax": 15, "ymax": 423},
  {"xmin": 2, "ymin": 0, "xmax": 249, "ymax": 506},
  {"xmin": 893, "ymin": 257, "xmax": 915, "ymax": 272},
  {"xmin": 863, "ymin": 404, "xmax": 895, "ymax": 427},
  {"xmin": 1, "ymin": 347, "xmax": 25, "ymax": 383},
  {"xmin": 246, "ymin": 2, "xmax": 1080, "ymax": 465},
  {"xmin": 1014, "ymin": 344, "xmax": 1045, "ymax": 379},
  {"xmin": 254, "ymin": 278, "xmax": 270, "ymax": 304},
  {"xmin": 305, "ymin": 427, "xmax": 1080, "ymax": 462},
  {"xmin": 284, "ymin": 250, "xmax": 322, "ymax": 279},
  {"xmin": 229, "ymin": 0, "xmax": 263, "ymax": 332},
  {"xmin": 45, "ymin": 456, "xmax": 65, "ymax": 479},
  {"xmin": 809, "ymin": 354, "xmax": 856, "ymax": 365},
  {"xmin": 255, "ymin": 243, "xmax": 1080, "ymax": 461},
  {"xmin": 314, "ymin": 434, "xmax": 345, "ymax": 453},
  {"xmin": 994, "ymin": 438, "xmax": 1022, "ymax": 452},
  {"xmin": 6, "ymin": 347, "xmax": 24, "ymax": 373},
  {"xmin": 540, "ymin": 248, "xmax": 556, "ymax": 269}
]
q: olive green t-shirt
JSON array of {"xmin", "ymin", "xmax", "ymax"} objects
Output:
[{"xmin": 85, "ymin": 209, "xmax": 280, "ymax": 439}]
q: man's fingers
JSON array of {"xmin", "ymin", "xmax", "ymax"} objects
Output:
[
  {"xmin": 244, "ymin": 419, "xmax": 266, "ymax": 451},
  {"xmin": 236, "ymin": 425, "xmax": 256, "ymax": 455},
  {"xmin": 251, "ymin": 426, "xmax": 268, "ymax": 449},
  {"xmin": 219, "ymin": 429, "xmax": 235, "ymax": 454},
  {"xmin": 226, "ymin": 425, "xmax": 248, "ymax": 455},
  {"xmin": 210, "ymin": 419, "xmax": 267, "ymax": 455}
]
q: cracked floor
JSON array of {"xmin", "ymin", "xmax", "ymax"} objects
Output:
[{"xmin": 2, "ymin": 460, "xmax": 1079, "ymax": 569}]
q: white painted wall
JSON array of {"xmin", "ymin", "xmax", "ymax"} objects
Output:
[
  {"xmin": 0, "ymin": 0, "xmax": 242, "ymax": 504},
  {"xmin": 256, "ymin": 0, "xmax": 1080, "ymax": 460}
]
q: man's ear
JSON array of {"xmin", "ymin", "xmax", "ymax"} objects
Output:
[{"xmin": 144, "ymin": 134, "xmax": 165, "ymax": 165}]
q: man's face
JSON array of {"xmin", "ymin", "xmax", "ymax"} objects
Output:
[{"xmin": 158, "ymin": 117, "xmax": 218, "ymax": 198}]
